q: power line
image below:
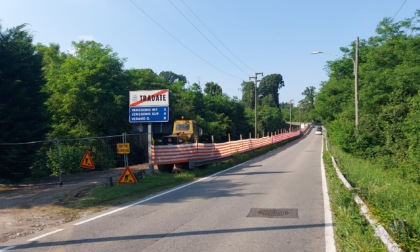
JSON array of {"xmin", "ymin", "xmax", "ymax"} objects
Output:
[
  {"xmin": 180, "ymin": 0, "xmax": 256, "ymax": 73},
  {"xmin": 169, "ymin": 0, "xmax": 250, "ymax": 76},
  {"xmin": 128, "ymin": 0, "xmax": 243, "ymax": 81},
  {"xmin": 392, "ymin": 0, "xmax": 408, "ymax": 20}
]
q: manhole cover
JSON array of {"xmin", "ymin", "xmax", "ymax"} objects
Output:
[{"xmin": 247, "ymin": 208, "xmax": 298, "ymax": 218}]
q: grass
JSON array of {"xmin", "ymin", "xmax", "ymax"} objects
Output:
[
  {"xmin": 78, "ymin": 173, "xmax": 193, "ymax": 207},
  {"xmin": 323, "ymin": 150, "xmax": 387, "ymax": 251},
  {"xmin": 328, "ymin": 143, "xmax": 420, "ymax": 251}
]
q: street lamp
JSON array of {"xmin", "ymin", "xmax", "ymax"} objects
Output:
[
  {"xmin": 311, "ymin": 36, "xmax": 359, "ymax": 130},
  {"xmin": 289, "ymin": 100, "xmax": 294, "ymax": 132}
]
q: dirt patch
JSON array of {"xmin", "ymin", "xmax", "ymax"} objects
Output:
[{"xmin": 0, "ymin": 164, "xmax": 150, "ymax": 243}]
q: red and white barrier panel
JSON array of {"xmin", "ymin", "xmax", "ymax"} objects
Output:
[{"xmin": 152, "ymin": 131, "xmax": 303, "ymax": 165}]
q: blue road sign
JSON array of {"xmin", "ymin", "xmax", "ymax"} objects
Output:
[{"xmin": 129, "ymin": 106, "xmax": 169, "ymax": 123}]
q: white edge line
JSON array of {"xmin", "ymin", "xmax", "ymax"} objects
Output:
[
  {"xmin": 74, "ymin": 162, "xmax": 246, "ymax": 226},
  {"xmin": 0, "ymin": 246, "xmax": 16, "ymax": 252},
  {"xmin": 321, "ymin": 136, "xmax": 337, "ymax": 252},
  {"xmin": 27, "ymin": 229, "xmax": 64, "ymax": 242}
]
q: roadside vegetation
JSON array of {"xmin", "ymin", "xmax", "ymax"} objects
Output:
[
  {"xmin": 312, "ymin": 11, "xmax": 419, "ymax": 252},
  {"xmin": 327, "ymin": 143, "xmax": 420, "ymax": 251},
  {"xmin": 0, "ymin": 22, "xmax": 307, "ymax": 180},
  {"xmin": 312, "ymin": 11, "xmax": 420, "ymax": 184},
  {"xmin": 323, "ymin": 147, "xmax": 387, "ymax": 252}
]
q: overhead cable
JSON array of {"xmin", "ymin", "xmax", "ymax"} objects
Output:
[
  {"xmin": 180, "ymin": 0, "xmax": 256, "ymax": 74},
  {"xmin": 169, "ymin": 0, "xmax": 251, "ymax": 76},
  {"xmin": 392, "ymin": 0, "xmax": 408, "ymax": 20},
  {"xmin": 128, "ymin": 0, "xmax": 243, "ymax": 81}
]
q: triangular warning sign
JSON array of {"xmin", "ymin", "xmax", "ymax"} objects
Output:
[
  {"xmin": 117, "ymin": 166, "xmax": 138, "ymax": 184},
  {"xmin": 80, "ymin": 150, "xmax": 95, "ymax": 169}
]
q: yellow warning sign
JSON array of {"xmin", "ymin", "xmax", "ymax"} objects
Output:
[
  {"xmin": 80, "ymin": 150, "xmax": 95, "ymax": 169},
  {"xmin": 117, "ymin": 166, "xmax": 138, "ymax": 184},
  {"xmin": 117, "ymin": 143, "xmax": 130, "ymax": 154}
]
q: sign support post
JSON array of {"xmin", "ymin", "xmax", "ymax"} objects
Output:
[
  {"xmin": 123, "ymin": 133, "xmax": 128, "ymax": 167},
  {"xmin": 128, "ymin": 89, "xmax": 170, "ymax": 175},
  {"xmin": 148, "ymin": 123, "xmax": 153, "ymax": 173}
]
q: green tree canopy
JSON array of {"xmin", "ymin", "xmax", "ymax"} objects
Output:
[
  {"xmin": 301, "ymin": 86, "xmax": 316, "ymax": 109},
  {"xmin": 314, "ymin": 11, "xmax": 420, "ymax": 182},
  {"xmin": 258, "ymin": 74, "xmax": 284, "ymax": 108},
  {"xmin": 41, "ymin": 40, "xmax": 129, "ymax": 138},
  {"xmin": 241, "ymin": 81, "xmax": 254, "ymax": 108},
  {"xmin": 204, "ymin": 82, "xmax": 223, "ymax": 96},
  {"xmin": 298, "ymin": 86, "xmax": 317, "ymax": 122},
  {"xmin": 159, "ymin": 71, "xmax": 187, "ymax": 85},
  {"xmin": 0, "ymin": 24, "xmax": 48, "ymax": 178},
  {"xmin": 127, "ymin": 68, "xmax": 165, "ymax": 91},
  {"xmin": 0, "ymin": 24, "xmax": 48, "ymax": 142}
]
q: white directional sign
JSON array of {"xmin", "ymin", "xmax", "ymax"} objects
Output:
[{"xmin": 129, "ymin": 89, "xmax": 170, "ymax": 123}]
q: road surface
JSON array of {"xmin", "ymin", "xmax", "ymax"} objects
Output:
[{"xmin": 0, "ymin": 130, "xmax": 334, "ymax": 252}]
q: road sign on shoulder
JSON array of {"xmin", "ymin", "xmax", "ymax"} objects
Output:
[
  {"xmin": 117, "ymin": 166, "xmax": 138, "ymax": 184},
  {"xmin": 129, "ymin": 89, "xmax": 169, "ymax": 107},
  {"xmin": 129, "ymin": 106, "xmax": 169, "ymax": 123},
  {"xmin": 117, "ymin": 143, "xmax": 130, "ymax": 154},
  {"xmin": 129, "ymin": 89, "xmax": 170, "ymax": 123},
  {"xmin": 80, "ymin": 150, "xmax": 95, "ymax": 169}
]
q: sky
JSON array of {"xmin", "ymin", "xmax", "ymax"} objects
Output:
[{"xmin": 0, "ymin": 0, "xmax": 418, "ymax": 104}]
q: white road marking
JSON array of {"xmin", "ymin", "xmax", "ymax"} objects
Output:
[
  {"xmin": 74, "ymin": 163, "xmax": 245, "ymax": 226},
  {"xmin": 321, "ymin": 137, "xmax": 336, "ymax": 252},
  {"xmin": 0, "ymin": 246, "xmax": 16, "ymax": 252},
  {"xmin": 27, "ymin": 229, "xmax": 64, "ymax": 241}
]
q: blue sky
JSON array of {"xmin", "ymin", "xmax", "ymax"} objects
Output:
[{"xmin": 0, "ymin": 0, "xmax": 418, "ymax": 104}]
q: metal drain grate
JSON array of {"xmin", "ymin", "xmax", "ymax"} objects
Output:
[{"xmin": 247, "ymin": 208, "xmax": 298, "ymax": 218}]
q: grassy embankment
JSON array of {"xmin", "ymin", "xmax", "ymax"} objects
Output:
[{"xmin": 325, "ymin": 139, "xmax": 420, "ymax": 251}]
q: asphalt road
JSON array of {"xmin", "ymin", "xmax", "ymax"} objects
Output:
[{"xmin": 1, "ymin": 130, "xmax": 334, "ymax": 252}]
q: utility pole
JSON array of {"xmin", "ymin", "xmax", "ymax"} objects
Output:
[
  {"xmin": 299, "ymin": 105, "xmax": 302, "ymax": 130},
  {"xmin": 354, "ymin": 36, "xmax": 359, "ymax": 130},
  {"xmin": 249, "ymin": 72, "xmax": 263, "ymax": 138},
  {"xmin": 311, "ymin": 36, "xmax": 360, "ymax": 131}
]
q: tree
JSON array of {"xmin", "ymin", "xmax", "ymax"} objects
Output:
[
  {"xmin": 204, "ymin": 82, "xmax": 222, "ymax": 96},
  {"xmin": 258, "ymin": 74, "xmax": 284, "ymax": 108},
  {"xmin": 202, "ymin": 94, "xmax": 249, "ymax": 142},
  {"xmin": 0, "ymin": 24, "xmax": 48, "ymax": 142},
  {"xmin": 178, "ymin": 83, "xmax": 204, "ymax": 119},
  {"xmin": 42, "ymin": 40, "xmax": 129, "ymax": 138},
  {"xmin": 298, "ymin": 86, "xmax": 317, "ymax": 122},
  {"xmin": 159, "ymin": 71, "xmax": 186, "ymax": 85},
  {"xmin": 314, "ymin": 11, "xmax": 420, "ymax": 183},
  {"xmin": 126, "ymin": 68, "xmax": 165, "ymax": 91},
  {"xmin": 301, "ymin": 86, "xmax": 316, "ymax": 109},
  {"xmin": 258, "ymin": 105, "xmax": 283, "ymax": 134},
  {"xmin": 0, "ymin": 24, "xmax": 48, "ymax": 179},
  {"xmin": 241, "ymin": 81, "xmax": 254, "ymax": 108}
]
